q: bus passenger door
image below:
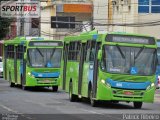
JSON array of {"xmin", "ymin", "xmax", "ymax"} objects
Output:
[
  {"xmin": 14, "ymin": 46, "xmax": 17, "ymax": 83},
  {"xmin": 78, "ymin": 43, "xmax": 86, "ymax": 96},
  {"xmin": 87, "ymin": 41, "xmax": 98, "ymax": 98},
  {"xmin": 63, "ymin": 43, "xmax": 68, "ymax": 90},
  {"xmin": 4, "ymin": 46, "xmax": 7, "ymax": 80},
  {"xmin": 21, "ymin": 46, "xmax": 26, "ymax": 86},
  {"xmin": 92, "ymin": 42, "xmax": 100, "ymax": 98}
]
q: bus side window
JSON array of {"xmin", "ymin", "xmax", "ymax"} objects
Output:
[
  {"xmin": 7, "ymin": 45, "xmax": 14, "ymax": 59},
  {"xmin": 76, "ymin": 42, "xmax": 81, "ymax": 61},
  {"xmin": 89, "ymin": 41, "xmax": 96, "ymax": 61}
]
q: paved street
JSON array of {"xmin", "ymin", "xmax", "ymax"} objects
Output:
[{"xmin": 0, "ymin": 78, "xmax": 160, "ymax": 120}]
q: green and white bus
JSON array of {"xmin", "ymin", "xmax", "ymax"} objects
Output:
[
  {"xmin": 61, "ymin": 30, "xmax": 157, "ymax": 108},
  {"xmin": 3, "ymin": 37, "xmax": 63, "ymax": 91}
]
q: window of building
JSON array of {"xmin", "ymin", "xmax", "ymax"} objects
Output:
[{"xmin": 138, "ymin": 0, "xmax": 160, "ymax": 13}]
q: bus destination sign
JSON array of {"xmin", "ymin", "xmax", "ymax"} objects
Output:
[
  {"xmin": 106, "ymin": 34, "xmax": 155, "ymax": 45},
  {"xmin": 29, "ymin": 41, "xmax": 63, "ymax": 47}
]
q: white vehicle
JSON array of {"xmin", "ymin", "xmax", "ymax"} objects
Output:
[{"xmin": 0, "ymin": 56, "xmax": 3, "ymax": 77}]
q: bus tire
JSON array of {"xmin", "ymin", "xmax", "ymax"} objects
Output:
[
  {"xmin": 133, "ymin": 102, "xmax": 143, "ymax": 109},
  {"xmin": 69, "ymin": 82, "xmax": 77, "ymax": 102},
  {"xmin": 10, "ymin": 82, "xmax": 15, "ymax": 87},
  {"xmin": 89, "ymin": 87, "xmax": 97, "ymax": 107},
  {"xmin": 52, "ymin": 86, "xmax": 58, "ymax": 92}
]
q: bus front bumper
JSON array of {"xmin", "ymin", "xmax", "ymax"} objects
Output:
[
  {"xmin": 25, "ymin": 77, "xmax": 59, "ymax": 87},
  {"xmin": 97, "ymin": 83, "xmax": 155, "ymax": 103}
]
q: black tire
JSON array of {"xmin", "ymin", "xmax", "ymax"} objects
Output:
[
  {"xmin": 10, "ymin": 82, "xmax": 15, "ymax": 87},
  {"xmin": 52, "ymin": 86, "xmax": 58, "ymax": 92},
  {"xmin": 69, "ymin": 82, "xmax": 78, "ymax": 102},
  {"xmin": 133, "ymin": 102, "xmax": 143, "ymax": 109},
  {"xmin": 89, "ymin": 87, "xmax": 97, "ymax": 107}
]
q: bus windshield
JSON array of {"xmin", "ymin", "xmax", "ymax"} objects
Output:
[
  {"xmin": 28, "ymin": 48, "xmax": 62, "ymax": 68},
  {"xmin": 102, "ymin": 45, "xmax": 156, "ymax": 76},
  {"xmin": 157, "ymin": 48, "xmax": 160, "ymax": 65}
]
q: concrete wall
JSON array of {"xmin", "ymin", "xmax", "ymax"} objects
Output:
[
  {"xmin": 111, "ymin": 0, "xmax": 160, "ymax": 38},
  {"xmin": 93, "ymin": 0, "xmax": 108, "ymax": 31},
  {"xmin": 111, "ymin": 0, "xmax": 138, "ymax": 33},
  {"xmin": 40, "ymin": 2, "xmax": 56, "ymax": 40},
  {"xmin": 138, "ymin": 14, "xmax": 160, "ymax": 38}
]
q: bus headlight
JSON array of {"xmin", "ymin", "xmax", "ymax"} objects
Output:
[
  {"xmin": 28, "ymin": 72, "xmax": 35, "ymax": 78},
  {"xmin": 28, "ymin": 72, "xmax": 31, "ymax": 75},
  {"xmin": 101, "ymin": 79, "xmax": 111, "ymax": 88},
  {"xmin": 101, "ymin": 79, "xmax": 105, "ymax": 84},
  {"xmin": 151, "ymin": 83, "xmax": 155, "ymax": 87},
  {"xmin": 146, "ymin": 83, "xmax": 155, "ymax": 90}
]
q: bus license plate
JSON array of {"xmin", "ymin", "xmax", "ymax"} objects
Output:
[
  {"xmin": 43, "ymin": 80, "xmax": 51, "ymax": 83},
  {"xmin": 124, "ymin": 91, "xmax": 134, "ymax": 95}
]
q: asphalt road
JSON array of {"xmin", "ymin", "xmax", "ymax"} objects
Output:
[{"xmin": 0, "ymin": 78, "xmax": 160, "ymax": 120}]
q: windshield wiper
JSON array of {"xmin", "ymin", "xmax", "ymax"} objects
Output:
[
  {"xmin": 135, "ymin": 46, "xmax": 145, "ymax": 59},
  {"xmin": 50, "ymin": 49, "xmax": 55, "ymax": 59},
  {"xmin": 36, "ymin": 48, "xmax": 44, "ymax": 57},
  {"xmin": 116, "ymin": 44, "xmax": 125, "ymax": 59}
]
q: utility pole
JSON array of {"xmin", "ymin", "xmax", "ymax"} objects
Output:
[
  {"xmin": 20, "ymin": 0, "xmax": 24, "ymax": 36},
  {"xmin": 108, "ymin": 0, "xmax": 113, "ymax": 32},
  {"xmin": 91, "ymin": 0, "xmax": 94, "ymax": 30}
]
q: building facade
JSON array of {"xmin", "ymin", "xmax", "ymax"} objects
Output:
[
  {"xmin": 17, "ymin": 0, "xmax": 40, "ymax": 37},
  {"xmin": 40, "ymin": 0, "xmax": 93, "ymax": 40},
  {"xmin": 111, "ymin": 0, "xmax": 160, "ymax": 38}
]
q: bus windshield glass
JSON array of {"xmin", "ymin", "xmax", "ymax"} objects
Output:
[
  {"xmin": 28, "ymin": 48, "xmax": 62, "ymax": 68},
  {"xmin": 157, "ymin": 48, "xmax": 160, "ymax": 65},
  {"xmin": 103, "ymin": 46, "xmax": 156, "ymax": 76}
]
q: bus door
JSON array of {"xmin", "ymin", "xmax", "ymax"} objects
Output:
[
  {"xmin": 4, "ymin": 46, "xmax": 7, "ymax": 80},
  {"xmin": 92, "ymin": 42, "xmax": 100, "ymax": 98},
  {"xmin": 14, "ymin": 46, "xmax": 17, "ymax": 83},
  {"xmin": 86, "ymin": 40, "xmax": 100, "ymax": 98},
  {"xmin": 78, "ymin": 43, "xmax": 86, "ymax": 95},
  {"xmin": 21, "ymin": 46, "xmax": 26, "ymax": 85},
  {"xmin": 63, "ymin": 43, "xmax": 69, "ymax": 90}
]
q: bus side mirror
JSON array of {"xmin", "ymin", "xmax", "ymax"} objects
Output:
[{"xmin": 98, "ymin": 50, "xmax": 102, "ymax": 60}]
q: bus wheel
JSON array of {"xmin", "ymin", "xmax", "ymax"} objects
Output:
[
  {"xmin": 10, "ymin": 82, "xmax": 15, "ymax": 87},
  {"xmin": 133, "ymin": 102, "xmax": 143, "ymax": 109},
  {"xmin": 69, "ymin": 82, "xmax": 77, "ymax": 102},
  {"xmin": 89, "ymin": 88, "xmax": 97, "ymax": 107},
  {"xmin": 52, "ymin": 86, "xmax": 58, "ymax": 92}
]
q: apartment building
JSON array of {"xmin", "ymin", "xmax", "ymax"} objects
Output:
[
  {"xmin": 40, "ymin": 0, "xmax": 93, "ymax": 40},
  {"xmin": 110, "ymin": 0, "xmax": 160, "ymax": 38}
]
